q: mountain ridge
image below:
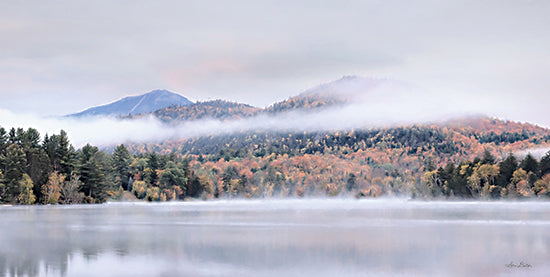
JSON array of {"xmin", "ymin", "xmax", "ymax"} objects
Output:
[
  {"xmin": 66, "ymin": 89, "xmax": 193, "ymax": 117},
  {"xmin": 122, "ymin": 76, "xmax": 397, "ymax": 122},
  {"xmin": 69, "ymin": 76, "xmax": 391, "ymax": 120},
  {"xmin": 65, "ymin": 77, "xmax": 550, "ymax": 135}
]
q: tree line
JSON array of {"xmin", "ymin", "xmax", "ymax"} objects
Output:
[
  {"xmin": 154, "ymin": 127, "xmax": 466, "ymax": 159},
  {"xmin": 0, "ymin": 126, "xmax": 204, "ymax": 204},
  {"xmin": 2, "ymin": 124, "xmax": 550, "ymax": 205},
  {"xmin": 420, "ymin": 150, "xmax": 550, "ymax": 199}
]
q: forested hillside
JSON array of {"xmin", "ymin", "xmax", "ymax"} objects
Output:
[
  {"xmin": 127, "ymin": 77, "xmax": 372, "ymax": 122},
  {"xmin": 2, "ymin": 115, "xmax": 550, "ymax": 205},
  {"xmin": 263, "ymin": 90, "xmax": 347, "ymax": 114},
  {"xmin": 129, "ymin": 100, "xmax": 261, "ymax": 122},
  {"xmin": 123, "ymin": 116, "xmax": 550, "ymax": 200},
  {"xmin": 127, "ymin": 91, "xmax": 342, "ymax": 123}
]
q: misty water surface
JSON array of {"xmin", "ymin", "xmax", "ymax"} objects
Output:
[{"xmin": 0, "ymin": 199, "xmax": 549, "ymax": 277}]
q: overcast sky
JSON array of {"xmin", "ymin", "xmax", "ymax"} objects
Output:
[{"xmin": 1, "ymin": 0, "xmax": 549, "ymax": 126}]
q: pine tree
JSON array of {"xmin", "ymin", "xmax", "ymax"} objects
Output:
[
  {"xmin": 1, "ymin": 144, "xmax": 26, "ymax": 203},
  {"xmin": 43, "ymin": 130, "xmax": 76, "ymax": 176},
  {"xmin": 112, "ymin": 144, "xmax": 132, "ymax": 190},
  {"xmin": 20, "ymin": 128, "xmax": 50, "ymax": 201},
  {"xmin": 496, "ymin": 154, "xmax": 518, "ymax": 188},
  {"xmin": 0, "ymin": 127, "xmax": 7, "ymax": 156},
  {"xmin": 480, "ymin": 149, "xmax": 496, "ymax": 165},
  {"xmin": 520, "ymin": 153, "xmax": 539, "ymax": 177},
  {"xmin": 540, "ymin": 151, "xmax": 550, "ymax": 177},
  {"xmin": 77, "ymin": 144, "xmax": 109, "ymax": 203}
]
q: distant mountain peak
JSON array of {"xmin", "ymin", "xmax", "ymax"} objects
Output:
[
  {"xmin": 146, "ymin": 89, "xmax": 175, "ymax": 96},
  {"xmin": 67, "ymin": 89, "xmax": 193, "ymax": 117},
  {"xmin": 264, "ymin": 76, "xmax": 399, "ymax": 113}
]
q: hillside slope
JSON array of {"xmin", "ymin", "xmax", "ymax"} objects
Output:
[
  {"xmin": 138, "ymin": 76, "xmax": 400, "ymax": 122},
  {"xmin": 122, "ymin": 116, "xmax": 550, "ymax": 198},
  {"xmin": 129, "ymin": 100, "xmax": 261, "ymax": 122}
]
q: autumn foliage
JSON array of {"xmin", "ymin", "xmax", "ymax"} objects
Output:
[
  {"xmin": 126, "ymin": 117, "xmax": 550, "ymax": 200},
  {"xmin": 2, "ymin": 116, "xmax": 550, "ymax": 204}
]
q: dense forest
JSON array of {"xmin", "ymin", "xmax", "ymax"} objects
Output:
[
  {"xmin": 0, "ymin": 126, "xmax": 202, "ymax": 204},
  {"xmin": 422, "ymin": 150, "xmax": 550, "ymax": 199},
  {"xmin": 2, "ymin": 116, "xmax": 550, "ymax": 204}
]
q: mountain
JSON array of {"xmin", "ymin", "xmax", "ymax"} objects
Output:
[
  {"xmin": 128, "ymin": 100, "xmax": 261, "ymax": 123},
  {"xmin": 264, "ymin": 76, "xmax": 404, "ymax": 113},
  {"xmin": 139, "ymin": 76, "xmax": 396, "ymax": 122},
  {"xmin": 67, "ymin": 89, "xmax": 193, "ymax": 117},
  {"xmin": 296, "ymin": 75, "xmax": 391, "ymax": 100},
  {"xmin": 151, "ymin": 100, "xmax": 261, "ymax": 122}
]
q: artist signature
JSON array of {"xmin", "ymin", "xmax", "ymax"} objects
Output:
[{"xmin": 505, "ymin": 261, "xmax": 532, "ymax": 268}]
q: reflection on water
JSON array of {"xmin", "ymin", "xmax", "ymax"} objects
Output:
[{"xmin": 1, "ymin": 199, "xmax": 550, "ymax": 276}]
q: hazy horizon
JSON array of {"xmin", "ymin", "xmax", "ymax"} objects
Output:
[
  {"xmin": 1, "ymin": 77, "xmax": 545, "ymax": 148},
  {"xmin": 1, "ymin": 0, "xmax": 550, "ymax": 127}
]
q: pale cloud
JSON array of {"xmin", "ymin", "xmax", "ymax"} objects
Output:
[
  {"xmin": 0, "ymin": 0, "xmax": 549, "ymax": 128},
  {"xmin": 0, "ymin": 82, "xmax": 498, "ymax": 148},
  {"xmin": 515, "ymin": 147, "xmax": 550, "ymax": 160}
]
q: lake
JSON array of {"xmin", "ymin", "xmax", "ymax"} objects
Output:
[{"xmin": 1, "ymin": 199, "xmax": 549, "ymax": 276}]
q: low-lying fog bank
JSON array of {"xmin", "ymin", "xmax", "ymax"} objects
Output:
[{"xmin": 1, "ymin": 199, "xmax": 548, "ymax": 276}]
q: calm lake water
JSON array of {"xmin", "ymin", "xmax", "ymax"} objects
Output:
[{"xmin": 1, "ymin": 199, "xmax": 549, "ymax": 277}]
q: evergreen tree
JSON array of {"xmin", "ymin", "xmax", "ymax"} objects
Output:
[
  {"xmin": 146, "ymin": 152, "xmax": 160, "ymax": 184},
  {"xmin": 222, "ymin": 166, "xmax": 240, "ymax": 194},
  {"xmin": 1, "ymin": 144, "xmax": 26, "ymax": 203},
  {"xmin": 77, "ymin": 144, "xmax": 109, "ymax": 203},
  {"xmin": 540, "ymin": 151, "xmax": 550, "ymax": 177},
  {"xmin": 112, "ymin": 144, "xmax": 132, "ymax": 190},
  {"xmin": 147, "ymin": 152, "xmax": 160, "ymax": 170},
  {"xmin": 57, "ymin": 130, "xmax": 75, "ymax": 175},
  {"xmin": 20, "ymin": 128, "xmax": 50, "ymax": 201},
  {"xmin": 453, "ymin": 162, "xmax": 471, "ymax": 197},
  {"xmin": 43, "ymin": 130, "xmax": 76, "ymax": 176},
  {"xmin": 0, "ymin": 171, "xmax": 5, "ymax": 203},
  {"xmin": 8, "ymin": 127, "xmax": 20, "ymax": 144},
  {"xmin": 186, "ymin": 175, "xmax": 203, "ymax": 198},
  {"xmin": 520, "ymin": 153, "xmax": 539, "ymax": 177},
  {"xmin": 480, "ymin": 149, "xmax": 496, "ymax": 165},
  {"xmin": 442, "ymin": 163, "xmax": 467, "ymax": 197},
  {"xmin": 159, "ymin": 161, "xmax": 187, "ymax": 198},
  {"xmin": 0, "ymin": 127, "xmax": 7, "ymax": 155},
  {"xmin": 496, "ymin": 154, "xmax": 518, "ymax": 188}
]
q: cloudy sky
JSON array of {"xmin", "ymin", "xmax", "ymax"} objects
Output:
[{"xmin": 1, "ymin": 0, "xmax": 549, "ymax": 126}]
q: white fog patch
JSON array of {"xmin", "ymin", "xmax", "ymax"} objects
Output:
[
  {"xmin": 0, "ymin": 109, "xmax": 172, "ymax": 147},
  {"xmin": 0, "ymin": 82, "xmax": 486, "ymax": 148},
  {"xmin": 515, "ymin": 147, "xmax": 550, "ymax": 159}
]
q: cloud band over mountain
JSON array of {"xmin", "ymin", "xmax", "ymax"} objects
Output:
[{"xmin": 0, "ymin": 76, "xmax": 530, "ymax": 148}]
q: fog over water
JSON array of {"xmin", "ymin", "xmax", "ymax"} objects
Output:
[{"xmin": 1, "ymin": 199, "xmax": 549, "ymax": 276}]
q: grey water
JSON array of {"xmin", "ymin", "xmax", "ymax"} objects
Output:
[{"xmin": 1, "ymin": 199, "xmax": 549, "ymax": 277}]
